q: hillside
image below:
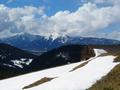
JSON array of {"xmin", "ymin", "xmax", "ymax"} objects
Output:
[
  {"xmin": 0, "ymin": 43, "xmax": 36, "ymax": 79},
  {"xmin": 0, "ymin": 49, "xmax": 119, "ymax": 90},
  {"xmin": 28, "ymin": 45, "xmax": 95, "ymax": 71},
  {"xmin": 0, "ymin": 44, "xmax": 95, "ymax": 80},
  {"xmin": 88, "ymin": 53, "xmax": 120, "ymax": 90}
]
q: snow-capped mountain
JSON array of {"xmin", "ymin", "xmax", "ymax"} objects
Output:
[{"xmin": 0, "ymin": 33, "xmax": 120, "ymax": 52}]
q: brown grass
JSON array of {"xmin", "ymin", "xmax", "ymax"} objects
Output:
[
  {"xmin": 99, "ymin": 51, "xmax": 120, "ymax": 62},
  {"xmin": 114, "ymin": 53, "xmax": 120, "ymax": 62},
  {"xmin": 70, "ymin": 61, "xmax": 89, "ymax": 72},
  {"xmin": 114, "ymin": 56, "xmax": 120, "ymax": 62},
  {"xmin": 88, "ymin": 64, "xmax": 120, "ymax": 90},
  {"xmin": 23, "ymin": 77, "xmax": 55, "ymax": 89}
]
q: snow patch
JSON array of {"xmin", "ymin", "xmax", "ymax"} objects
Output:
[
  {"xmin": 26, "ymin": 59, "xmax": 33, "ymax": 65},
  {"xmin": 11, "ymin": 60, "xmax": 24, "ymax": 68},
  {"xmin": 3, "ymin": 63, "xmax": 16, "ymax": 68},
  {"xmin": 0, "ymin": 56, "xmax": 118, "ymax": 90},
  {"xmin": 56, "ymin": 52, "xmax": 69, "ymax": 60},
  {"xmin": 11, "ymin": 58, "xmax": 33, "ymax": 68},
  {"xmin": 0, "ymin": 61, "xmax": 84, "ymax": 90},
  {"xmin": 27, "ymin": 56, "xmax": 118, "ymax": 90},
  {"xmin": 94, "ymin": 49, "xmax": 107, "ymax": 56}
]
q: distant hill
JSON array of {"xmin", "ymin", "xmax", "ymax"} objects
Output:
[
  {"xmin": 0, "ymin": 44, "xmax": 95, "ymax": 79},
  {"xmin": 29, "ymin": 45, "xmax": 95, "ymax": 71}
]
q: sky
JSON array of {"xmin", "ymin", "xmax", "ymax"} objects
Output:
[{"xmin": 0, "ymin": 0, "xmax": 120, "ymax": 40}]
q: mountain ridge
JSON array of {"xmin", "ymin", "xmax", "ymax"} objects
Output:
[{"xmin": 0, "ymin": 33, "xmax": 120, "ymax": 52}]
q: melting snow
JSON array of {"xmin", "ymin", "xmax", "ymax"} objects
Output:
[
  {"xmin": 27, "ymin": 56, "xmax": 118, "ymax": 90},
  {"xmin": 11, "ymin": 60, "xmax": 24, "ymax": 68},
  {"xmin": 3, "ymin": 63, "xmax": 15, "ymax": 68},
  {"xmin": 0, "ymin": 61, "xmax": 83, "ymax": 90},
  {"xmin": 11, "ymin": 58, "xmax": 33, "ymax": 68},
  {"xmin": 56, "ymin": 52, "xmax": 69, "ymax": 60},
  {"xmin": 0, "ymin": 49, "xmax": 118, "ymax": 90},
  {"xmin": 94, "ymin": 49, "xmax": 107, "ymax": 56}
]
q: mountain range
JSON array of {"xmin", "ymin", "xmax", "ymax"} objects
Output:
[{"xmin": 0, "ymin": 33, "xmax": 120, "ymax": 53}]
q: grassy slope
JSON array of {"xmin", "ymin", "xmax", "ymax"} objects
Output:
[{"xmin": 114, "ymin": 53, "xmax": 120, "ymax": 62}]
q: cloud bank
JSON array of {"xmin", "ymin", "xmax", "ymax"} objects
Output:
[{"xmin": 0, "ymin": 0, "xmax": 120, "ymax": 40}]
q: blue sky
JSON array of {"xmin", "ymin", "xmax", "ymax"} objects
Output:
[
  {"xmin": 0, "ymin": 0, "xmax": 83, "ymax": 16},
  {"xmin": 0, "ymin": 0, "xmax": 120, "ymax": 40}
]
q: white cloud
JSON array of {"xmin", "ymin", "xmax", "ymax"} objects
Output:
[
  {"xmin": 0, "ymin": 4, "xmax": 44, "ymax": 35},
  {"xmin": 91, "ymin": 0, "xmax": 120, "ymax": 5},
  {"xmin": 92, "ymin": 0, "xmax": 109, "ymax": 4},
  {"xmin": 38, "ymin": 2, "xmax": 120, "ymax": 37},
  {"xmin": 0, "ymin": 0, "xmax": 120, "ymax": 40},
  {"xmin": 87, "ymin": 31, "xmax": 120, "ymax": 41},
  {"xmin": 108, "ymin": 31, "xmax": 120, "ymax": 40}
]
